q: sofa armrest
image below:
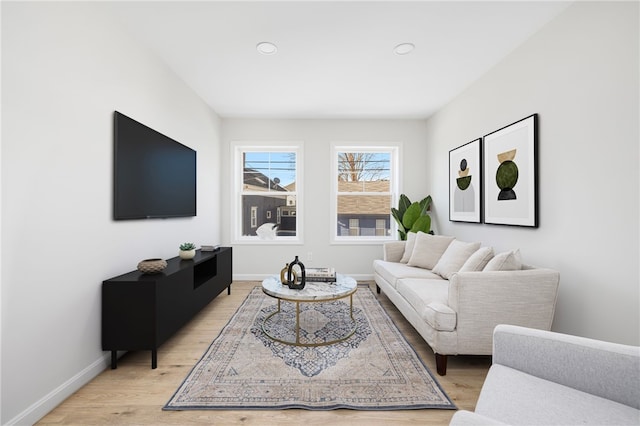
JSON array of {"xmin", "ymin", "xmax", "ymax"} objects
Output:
[
  {"xmin": 449, "ymin": 410, "xmax": 509, "ymax": 425},
  {"xmin": 447, "ymin": 268, "xmax": 559, "ymax": 354},
  {"xmin": 382, "ymin": 241, "xmax": 406, "ymax": 262},
  {"xmin": 492, "ymin": 324, "xmax": 640, "ymax": 409}
]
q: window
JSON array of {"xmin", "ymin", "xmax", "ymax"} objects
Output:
[
  {"xmin": 332, "ymin": 144, "xmax": 399, "ymax": 243},
  {"xmin": 250, "ymin": 206, "xmax": 258, "ymax": 228},
  {"xmin": 233, "ymin": 143, "xmax": 302, "ymax": 243},
  {"xmin": 349, "ymin": 218, "xmax": 360, "ymax": 236}
]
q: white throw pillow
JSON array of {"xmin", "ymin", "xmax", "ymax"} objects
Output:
[
  {"xmin": 400, "ymin": 232, "xmax": 418, "ymax": 264},
  {"xmin": 483, "ymin": 249, "xmax": 522, "ymax": 271},
  {"xmin": 432, "ymin": 240, "xmax": 481, "ymax": 279},
  {"xmin": 459, "ymin": 247, "xmax": 495, "ymax": 272},
  {"xmin": 407, "ymin": 232, "xmax": 455, "ymax": 270}
]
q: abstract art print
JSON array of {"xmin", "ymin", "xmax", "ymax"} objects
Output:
[
  {"xmin": 449, "ymin": 138, "xmax": 481, "ymax": 223},
  {"xmin": 483, "ymin": 114, "xmax": 538, "ymax": 227}
]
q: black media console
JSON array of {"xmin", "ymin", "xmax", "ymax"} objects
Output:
[{"xmin": 102, "ymin": 247, "xmax": 232, "ymax": 369}]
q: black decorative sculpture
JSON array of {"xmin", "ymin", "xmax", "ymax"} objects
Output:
[{"xmin": 286, "ymin": 255, "xmax": 306, "ymax": 290}]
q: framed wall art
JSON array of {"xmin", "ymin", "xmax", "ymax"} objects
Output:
[
  {"xmin": 449, "ymin": 138, "xmax": 482, "ymax": 223},
  {"xmin": 482, "ymin": 114, "xmax": 538, "ymax": 227}
]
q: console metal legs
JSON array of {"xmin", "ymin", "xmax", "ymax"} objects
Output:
[{"xmin": 110, "ymin": 349, "xmax": 157, "ymax": 369}]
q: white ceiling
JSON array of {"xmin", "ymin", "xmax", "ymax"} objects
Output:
[{"xmin": 108, "ymin": 1, "xmax": 572, "ymax": 119}]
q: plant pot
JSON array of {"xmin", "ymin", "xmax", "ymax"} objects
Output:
[{"xmin": 179, "ymin": 249, "xmax": 196, "ymax": 260}]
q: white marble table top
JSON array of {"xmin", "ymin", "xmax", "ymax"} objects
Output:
[{"xmin": 261, "ymin": 273, "xmax": 357, "ymax": 301}]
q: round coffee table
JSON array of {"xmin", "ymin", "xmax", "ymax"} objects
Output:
[{"xmin": 261, "ymin": 274, "xmax": 357, "ymax": 347}]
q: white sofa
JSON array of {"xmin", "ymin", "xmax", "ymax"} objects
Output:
[
  {"xmin": 450, "ymin": 324, "xmax": 640, "ymax": 425},
  {"xmin": 373, "ymin": 232, "xmax": 560, "ymax": 375}
]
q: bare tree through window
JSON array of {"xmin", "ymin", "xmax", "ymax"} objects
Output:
[{"xmin": 337, "ymin": 152, "xmax": 389, "ymax": 183}]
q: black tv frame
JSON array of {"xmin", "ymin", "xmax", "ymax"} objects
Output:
[{"xmin": 113, "ymin": 111, "xmax": 196, "ymax": 220}]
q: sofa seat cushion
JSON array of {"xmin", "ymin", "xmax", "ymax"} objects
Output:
[
  {"xmin": 373, "ymin": 260, "xmax": 442, "ymax": 289},
  {"xmin": 475, "ymin": 364, "xmax": 640, "ymax": 425},
  {"xmin": 396, "ymin": 279, "xmax": 456, "ymax": 332}
]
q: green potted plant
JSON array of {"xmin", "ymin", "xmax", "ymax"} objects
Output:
[
  {"xmin": 179, "ymin": 242, "xmax": 197, "ymax": 260},
  {"xmin": 391, "ymin": 194, "xmax": 432, "ymax": 240}
]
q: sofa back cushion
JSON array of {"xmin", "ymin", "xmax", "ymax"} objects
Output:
[
  {"xmin": 459, "ymin": 246, "xmax": 495, "ymax": 272},
  {"xmin": 407, "ymin": 232, "xmax": 455, "ymax": 270},
  {"xmin": 484, "ymin": 249, "xmax": 522, "ymax": 271},
  {"xmin": 399, "ymin": 231, "xmax": 417, "ymax": 263},
  {"xmin": 432, "ymin": 240, "xmax": 481, "ymax": 279}
]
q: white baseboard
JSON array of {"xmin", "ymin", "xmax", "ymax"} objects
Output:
[
  {"xmin": 232, "ymin": 274, "xmax": 374, "ymax": 282},
  {"xmin": 6, "ymin": 353, "xmax": 111, "ymax": 425}
]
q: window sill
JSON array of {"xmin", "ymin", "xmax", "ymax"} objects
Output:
[
  {"xmin": 232, "ymin": 238, "xmax": 304, "ymax": 246},
  {"xmin": 331, "ymin": 238, "xmax": 396, "ymax": 245}
]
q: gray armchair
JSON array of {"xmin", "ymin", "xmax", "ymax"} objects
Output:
[{"xmin": 450, "ymin": 324, "xmax": 640, "ymax": 425}]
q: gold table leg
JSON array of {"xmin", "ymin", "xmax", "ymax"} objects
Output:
[
  {"xmin": 262, "ymin": 292, "xmax": 357, "ymax": 347},
  {"xmin": 295, "ymin": 301, "xmax": 300, "ymax": 345}
]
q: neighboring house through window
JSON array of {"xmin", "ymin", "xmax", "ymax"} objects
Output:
[{"xmin": 232, "ymin": 143, "xmax": 302, "ymax": 243}]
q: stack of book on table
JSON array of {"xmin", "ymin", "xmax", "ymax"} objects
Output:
[{"xmin": 306, "ymin": 267, "xmax": 336, "ymax": 283}]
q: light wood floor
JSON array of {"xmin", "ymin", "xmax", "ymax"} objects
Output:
[{"xmin": 37, "ymin": 281, "xmax": 491, "ymax": 425}]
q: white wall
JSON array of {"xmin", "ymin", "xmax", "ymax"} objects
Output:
[
  {"xmin": 221, "ymin": 119, "xmax": 429, "ymax": 279},
  {"xmin": 424, "ymin": 2, "xmax": 639, "ymax": 345},
  {"xmin": 2, "ymin": 1, "xmax": 637, "ymax": 423},
  {"xmin": 1, "ymin": 3, "xmax": 222, "ymax": 424}
]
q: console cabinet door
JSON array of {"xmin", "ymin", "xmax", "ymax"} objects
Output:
[
  {"xmin": 156, "ymin": 267, "xmax": 193, "ymax": 345},
  {"xmin": 102, "ymin": 281, "xmax": 156, "ymax": 350}
]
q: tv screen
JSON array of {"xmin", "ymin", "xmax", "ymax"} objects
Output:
[{"xmin": 113, "ymin": 111, "xmax": 196, "ymax": 220}]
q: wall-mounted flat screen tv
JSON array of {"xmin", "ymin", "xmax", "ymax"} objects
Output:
[{"xmin": 114, "ymin": 111, "xmax": 196, "ymax": 220}]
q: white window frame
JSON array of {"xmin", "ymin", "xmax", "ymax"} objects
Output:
[
  {"xmin": 330, "ymin": 143, "xmax": 401, "ymax": 244},
  {"xmin": 232, "ymin": 141, "xmax": 303, "ymax": 245}
]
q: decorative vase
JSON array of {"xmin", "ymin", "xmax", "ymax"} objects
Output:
[
  {"xmin": 280, "ymin": 263, "xmax": 289, "ymax": 283},
  {"xmin": 286, "ymin": 255, "xmax": 306, "ymax": 290},
  {"xmin": 137, "ymin": 258, "xmax": 168, "ymax": 274},
  {"xmin": 179, "ymin": 249, "xmax": 196, "ymax": 260},
  {"xmin": 280, "ymin": 263, "xmax": 298, "ymax": 286}
]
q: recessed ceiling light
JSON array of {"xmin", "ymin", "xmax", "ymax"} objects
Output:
[
  {"xmin": 257, "ymin": 42, "xmax": 278, "ymax": 55},
  {"xmin": 394, "ymin": 43, "xmax": 415, "ymax": 55}
]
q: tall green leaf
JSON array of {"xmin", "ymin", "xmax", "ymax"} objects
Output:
[
  {"xmin": 398, "ymin": 194, "xmax": 411, "ymax": 218},
  {"xmin": 402, "ymin": 202, "xmax": 422, "ymax": 230},
  {"xmin": 391, "ymin": 207, "xmax": 403, "ymax": 229},
  {"xmin": 419, "ymin": 195, "xmax": 432, "ymax": 215},
  {"xmin": 410, "ymin": 215, "xmax": 431, "ymax": 234}
]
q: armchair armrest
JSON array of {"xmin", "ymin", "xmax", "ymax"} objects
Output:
[
  {"xmin": 447, "ymin": 268, "xmax": 559, "ymax": 355},
  {"xmin": 492, "ymin": 324, "xmax": 640, "ymax": 409},
  {"xmin": 382, "ymin": 241, "xmax": 406, "ymax": 262}
]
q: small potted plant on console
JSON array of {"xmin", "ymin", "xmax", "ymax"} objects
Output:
[{"xmin": 179, "ymin": 242, "xmax": 197, "ymax": 260}]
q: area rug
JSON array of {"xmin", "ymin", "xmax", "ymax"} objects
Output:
[{"xmin": 163, "ymin": 285, "xmax": 455, "ymax": 411}]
